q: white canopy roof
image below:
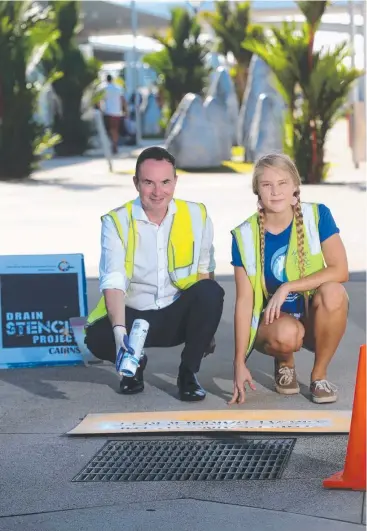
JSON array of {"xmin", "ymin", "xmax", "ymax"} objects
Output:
[{"xmin": 78, "ymin": 1, "xmax": 170, "ymax": 38}]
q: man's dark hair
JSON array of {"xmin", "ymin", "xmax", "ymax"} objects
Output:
[
  {"xmin": 135, "ymin": 146, "xmax": 176, "ymax": 179},
  {"xmin": 106, "ymin": 74, "xmax": 112, "ymax": 83}
]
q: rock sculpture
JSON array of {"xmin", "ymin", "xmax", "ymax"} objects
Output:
[
  {"xmin": 203, "ymin": 95, "xmax": 232, "ymax": 162},
  {"xmin": 238, "ymin": 55, "xmax": 285, "ymax": 161},
  {"xmin": 207, "ymin": 66, "xmax": 239, "ymax": 145},
  {"xmin": 164, "ymin": 95, "xmax": 192, "ymax": 141},
  {"xmin": 247, "ymin": 93, "xmax": 284, "ymax": 161},
  {"xmin": 165, "ymin": 93, "xmax": 222, "ymax": 169},
  {"xmin": 141, "ymin": 92, "xmax": 161, "ymax": 137}
]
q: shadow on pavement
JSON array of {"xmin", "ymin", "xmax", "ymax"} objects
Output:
[{"xmin": 0, "ymin": 364, "xmax": 118, "ymax": 400}]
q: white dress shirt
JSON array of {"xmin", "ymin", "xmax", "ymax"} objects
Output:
[{"xmin": 99, "ymin": 198, "xmax": 216, "ymax": 310}]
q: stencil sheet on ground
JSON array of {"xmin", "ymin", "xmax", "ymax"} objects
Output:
[{"xmin": 68, "ymin": 409, "xmax": 351, "ymax": 435}]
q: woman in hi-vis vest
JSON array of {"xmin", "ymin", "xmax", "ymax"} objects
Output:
[{"xmin": 230, "ymin": 153, "xmax": 349, "ymax": 405}]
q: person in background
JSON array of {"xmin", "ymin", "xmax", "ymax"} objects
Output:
[
  {"xmin": 85, "ymin": 146, "xmax": 224, "ymax": 401},
  {"xmin": 103, "ymin": 74, "xmax": 126, "ymax": 154},
  {"xmin": 123, "ymin": 91, "xmax": 143, "ymax": 146},
  {"xmin": 230, "ymin": 153, "xmax": 349, "ymax": 406}
]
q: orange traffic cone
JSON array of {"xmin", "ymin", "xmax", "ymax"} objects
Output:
[{"xmin": 323, "ymin": 344, "xmax": 366, "ymax": 491}]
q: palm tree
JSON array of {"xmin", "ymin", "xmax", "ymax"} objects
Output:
[
  {"xmin": 0, "ymin": 1, "xmax": 60, "ymax": 179},
  {"xmin": 295, "ymin": 43, "xmax": 362, "ymax": 182},
  {"xmin": 243, "ymin": 0, "xmax": 362, "ymax": 183},
  {"xmin": 200, "ymin": 1, "xmax": 265, "ymax": 104},
  {"xmin": 143, "ymin": 7, "xmax": 209, "ymax": 119},
  {"xmin": 297, "ymin": 1, "xmax": 327, "ymax": 182},
  {"xmin": 42, "ymin": 1, "xmax": 101, "ymax": 156}
]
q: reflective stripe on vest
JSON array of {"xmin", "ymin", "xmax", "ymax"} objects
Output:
[
  {"xmin": 86, "ymin": 199, "xmax": 207, "ymax": 326},
  {"xmin": 232, "ymin": 202, "xmax": 324, "ymax": 358}
]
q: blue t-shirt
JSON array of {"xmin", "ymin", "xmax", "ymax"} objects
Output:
[{"xmin": 231, "ymin": 204, "xmax": 339, "ymax": 316}]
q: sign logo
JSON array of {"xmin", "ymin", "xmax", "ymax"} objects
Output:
[{"xmin": 58, "ymin": 260, "xmax": 73, "ymax": 272}]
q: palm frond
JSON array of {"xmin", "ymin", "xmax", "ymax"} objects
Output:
[
  {"xmin": 297, "ymin": 1, "xmax": 329, "ymax": 28},
  {"xmin": 143, "ymin": 6, "xmax": 209, "ymax": 118}
]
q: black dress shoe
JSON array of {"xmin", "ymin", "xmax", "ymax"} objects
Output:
[
  {"xmin": 119, "ymin": 354, "xmax": 147, "ymax": 395},
  {"xmin": 177, "ymin": 366, "xmax": 206, "ymax": 402}
]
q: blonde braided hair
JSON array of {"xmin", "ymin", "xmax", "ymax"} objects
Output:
[
  {"xmin": 258, "ymin": 206, "xmax": 267, "ymax": 298},
  {"xmin": 252, "ymin": 153, "xmax": 308, "ymax": 312}
]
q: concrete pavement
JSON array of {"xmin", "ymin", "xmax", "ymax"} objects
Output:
[{"xmin": 0, "ymin": 119, "xmax": 365, "ymax": 530}]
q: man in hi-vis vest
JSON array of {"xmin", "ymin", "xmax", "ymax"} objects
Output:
[{"xmin": 85, "ymin": 147, "xmax": 224, "ymax": 401}]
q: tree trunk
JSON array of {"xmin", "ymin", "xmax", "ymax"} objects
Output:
[
  {"xmin": 235, "ymin": 65, "xmax": 248, "ymax": 106},
  {"xmin": 308, "ymin": 27, "xmax": 318, "ymax": 184}
]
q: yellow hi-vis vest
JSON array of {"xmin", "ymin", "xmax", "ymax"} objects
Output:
[
  {"xmin": 86, "ymin": 198, "xmax": 207, "ymax": 327},
  {"xmin": 231, "ymin": 202, "xmax": 325, "ymax": 358}
]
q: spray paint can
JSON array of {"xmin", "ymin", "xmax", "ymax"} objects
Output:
[{"xmin": 119, "ymin": 319, "xmax": 149, "ymax": 377}]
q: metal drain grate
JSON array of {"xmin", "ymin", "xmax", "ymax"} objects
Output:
[{"xmin": 73, "ymin": 438, "xmax": 295, "ymax": 482}]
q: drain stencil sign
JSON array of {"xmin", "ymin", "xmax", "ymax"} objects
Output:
[
  {"xmin": 68, "ymin": 410, "xmax": 351, "ymax": 435},
  {"xmin": 102, "ymin": 419, "xmax": 331, "ymax": 431},
  {"xmin": 73, "ymin": 439, "xmax": 296, "ymax": 483}
]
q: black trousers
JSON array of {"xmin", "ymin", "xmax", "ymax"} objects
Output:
[{"xmin": 85, "ymin": 279, "xmax": 225, "ymax": 373}]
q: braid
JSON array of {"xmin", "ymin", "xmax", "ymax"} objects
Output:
[
  {"xmin": 294, "ymin": 196, "xmax": 309, "ymax": 314},
  {"xmin": 258, "ymin": 207, "xmax": 268, "ymax": 298},
  {"xmin": 293, "ymin": 197, "xmax": 305, "ymax": 278}
]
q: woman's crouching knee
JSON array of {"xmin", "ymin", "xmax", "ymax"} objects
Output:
[
  {"xmin": 313, "ymin": 282, "xmax": 348, "ymax": 313},
  {"xmin": 265, "ymin": 317, "xmax": 305, "ymax": 354}
]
